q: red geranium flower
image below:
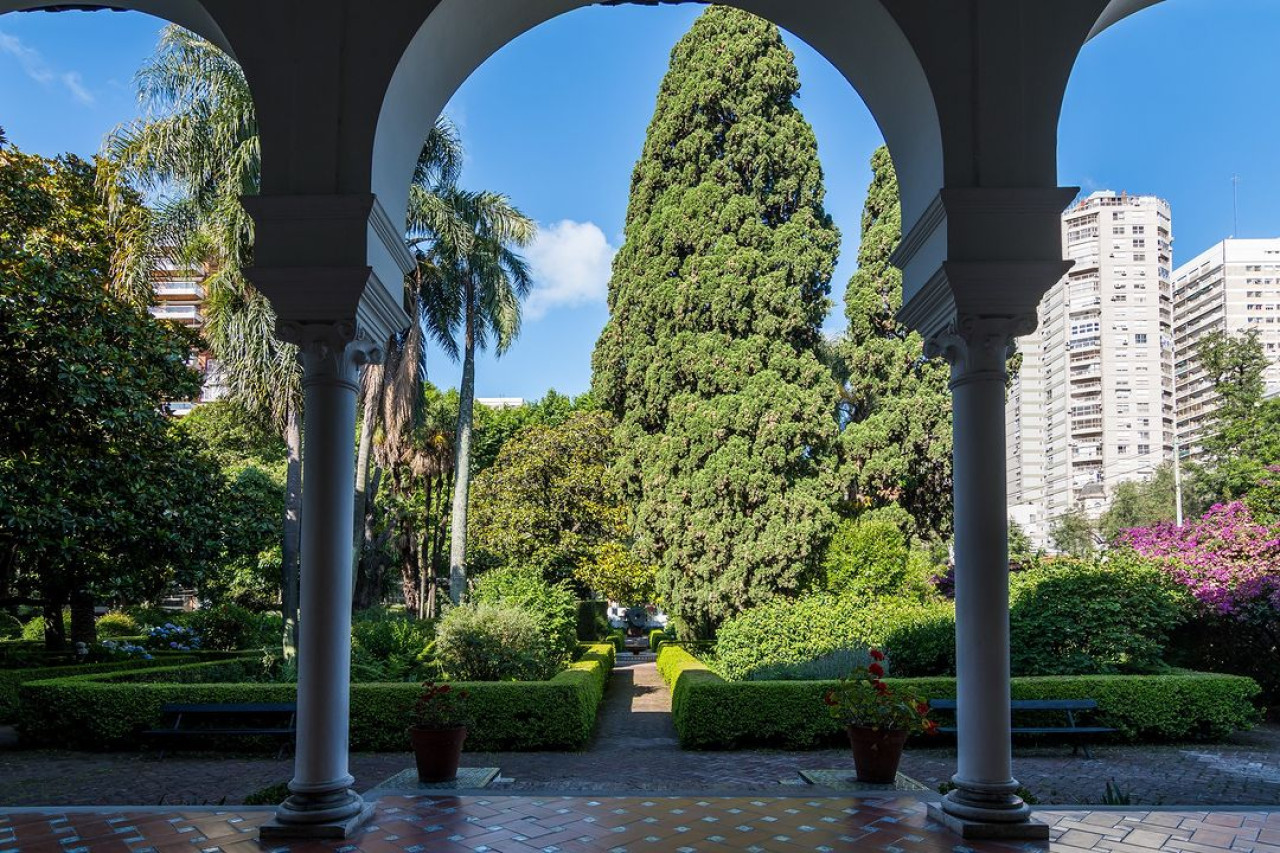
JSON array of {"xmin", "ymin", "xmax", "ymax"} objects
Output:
[
  {"xmin": 868, "ymin": 662, "xmax": 885, "ymax": 678},
  {"xmin": 870, "ymin": 649, "xmax": 886, "ymax": 661},
  {"xmin": 873, "ymin": 680, "xmax": 889, "ymax": 694}
]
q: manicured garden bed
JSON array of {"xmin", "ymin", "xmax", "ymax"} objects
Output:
[
  {"xmin": 656, "ymin": 645, "xmax": 1263, "ymax": 749},
  {"xmin": 0, "ymin": 654, "xmax": 212, "ymax": 723},
  {"xmin": 18, "ymin": 643, "xmax": 616, "ymax": 751}
]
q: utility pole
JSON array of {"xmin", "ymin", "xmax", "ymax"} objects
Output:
[{"xmin": 1164, "ymin": 332, "xmax": 1185, "ymax": 526}]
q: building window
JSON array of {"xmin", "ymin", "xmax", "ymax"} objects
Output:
[{"xmin": 1135, "ymin": 333, "xmax": 1148, "ymax": 344}]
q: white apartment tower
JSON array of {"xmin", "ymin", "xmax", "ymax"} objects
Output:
[
  {"xmin": 1172, "ymin": 238, "xmax": 1280, "ymax": 460},
  {"xmin": 1007, "ymin": 191, "xmax": 1175, "ymax": 546}
]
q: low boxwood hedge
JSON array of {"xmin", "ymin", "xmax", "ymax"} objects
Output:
[
  {"xmin": 655, "ymin": 646, "xmax": 1262, "ymax": 749},
  {"xmin": 0, "ymin": 654, "xmax": 208, "ymax": 723},
  {"xmin": 18, "ymin": 643, "xmax": 616, "ymax": 752}
]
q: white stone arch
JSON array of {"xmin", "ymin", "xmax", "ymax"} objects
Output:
[
  {"xmin": 372, "ymin": 0, "xmax": 944, "ymax": 236},
  {"xmin": 0, "ymin": 1, "xmax": 234, "ymax": 58},
  {"xmin": 1089, "ymin": 0, "xmax": 1168, "ymax": 40}
]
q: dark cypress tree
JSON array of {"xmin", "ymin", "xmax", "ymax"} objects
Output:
[
  {"xmin": 592, "ymin": 6, "xmax": 840, "ymax": 638},
  {"xmin": 834, "ymin": 146, "xmax": 953, "ymax": 538}
]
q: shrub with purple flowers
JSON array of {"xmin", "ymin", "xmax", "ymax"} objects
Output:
[
  {"xmin": 1120, "ymin": 496, "xmax": 1280, "ymax": 701},
  {"xmin": 1118, "ymin": 501, "xmax": 1280, "ymax": 618}
]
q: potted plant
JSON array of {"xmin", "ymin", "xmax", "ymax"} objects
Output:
[
  {"xmin": 823, "ymin": 648, "xmax": 938, "ymax": 783},
  {"xmin": 407, "ymin": 681, "xmax": 471, "ymax": 782}
]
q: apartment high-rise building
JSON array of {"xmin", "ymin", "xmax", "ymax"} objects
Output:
[
  {"xmin": 1007, "ymin": 191, "xmax": 1175, "ymax": 547},
  {"xmin": 149, "ymin": 257, "xmax": 227, "ymax": 414},
  {"xmin": 1172, "ymin": 238, "xmax": 1280, "ymax": 460}
]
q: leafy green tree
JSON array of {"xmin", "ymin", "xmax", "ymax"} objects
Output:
[
  {"xmin": 200, "ymin": 462, "xmax": 287, "ymax": 609},
  {"xmin": 467, "ymin": 410, "xmax": 627, "ymax": 586},
  {"xmin": 1007, "ymin": 518, "xmax": 1035, "ymax": 566},
  {"xmin": 573, "ymin": 542, "xmax": 658, "ymax": 607},
  {"xmin": 822, "ymin": 507, "xmax": 910, "ymax": 599},
  {"xmin": 0, "ymin": 136, "xmax": 222, "ymax": 647},
  {"xmin": 833, "ymin": 147, "xmax": 954, "ymax": 539},
  {"xmin": 179, "ymin": 400, "xmax": 286, "ymax": 467},
  {"xmin": 1097, "ymin": 463, "xmax": 1197, "ymax": 542},
  {"xmin": 592, "ymin": 7, "xmax": 841, "ymax": 638},
  {"xmin": 1195, "ymin": 329, "xmax": 1280, "ymax": 501},
  {"xmin": 1048, "ymin": 506, "xmax": 1097, "ymax": 558},
  {"xmin": 470, "ymin": 389, "xmax": 595, "ymax": 474},
  {"xmin": 416, "ymin": 189, "xmax": 536, "ymax": 603}
]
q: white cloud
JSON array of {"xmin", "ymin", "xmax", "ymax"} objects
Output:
[
  {"xmin": 61, "ymin": 71, "xmax": 94, "ymax": 106},
  {"xmin": 0, "ymin": 30, "xmax": 95, "ymax": 105},
  {"xmin": 524, "ymin": 220, "xmax": 617, "ymax": 320}
]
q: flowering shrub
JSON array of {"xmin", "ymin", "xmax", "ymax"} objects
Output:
[
  {"xmin": 822, "ymin": 649, "xmax": 937, "ymax": 733},
  {"xmin": 1119, "ymin": 501, "xmax": 1280, "ymax": 617},
  {"xmin": 144, "ymin": 623, "xmax": 201, "ymax": 651},
  {"xmin": 410, "ymin": 681, "xmax": 471, "ymax": 729},
  {"xmin": 99, "ymin": 640, "xmax": 152, "ymax": 660}
]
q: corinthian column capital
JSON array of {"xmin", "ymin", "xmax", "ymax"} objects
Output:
[
  {"xmin": 925, "ymin": 313, "xmax": 1037, "ymax": 388},
  {"xmin": 279, "ymin": 320, "xmax": 384, "ymax": 391}
]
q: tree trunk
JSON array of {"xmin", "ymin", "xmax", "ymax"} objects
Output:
[
  {"xmin": 69, "ymin": 589, "xmax": 96, "ymax": 647},
  {"xmin": 41, "ymin": 582, "xmax": 66, "ymax": 652},
  {"xmin": 281, "ymin": 403, "xmax": 302, "ymax": 662},
  {"xmin": 402, "ymin": 528, "xmax": 421, "ymax": 617},
  {"xmin": 353, "ymin": 466, "xmax": 389, "ymax": 610},
  {"xmin": 352, "ymin": 368, "xmax": 380, "ymax": 608},
  {"xmin": 448, "ymin": 319, "xmax": 476, "ymax": 604}
]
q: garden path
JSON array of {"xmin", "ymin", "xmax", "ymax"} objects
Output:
[{"xmin": 586, "ymin": 657, "xmax": 680, "ymax": 752}]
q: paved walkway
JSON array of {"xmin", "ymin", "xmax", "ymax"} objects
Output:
[
  {"xmin": 3, "ymin": 795, "xmax": 1278, "ymax": 853},
  {"xmin": 0, "ymin": 662, "xmax": 1277, "ymax": 808}
]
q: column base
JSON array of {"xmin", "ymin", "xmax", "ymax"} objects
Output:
[
  {"xmin": 927, "ymin": 802, "xmax": 1049, "ymax": 840},
  {"xmin": 259, "ymin": 789, "xmax": 375, "ymax": 841}
]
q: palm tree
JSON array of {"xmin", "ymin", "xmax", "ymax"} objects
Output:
[
  {"xmin": 98, "ymin": 25, "xmax": 468, "ymax": 644},
  {"xmin": 97, "ymin": 26, "xmax": 305, "ymax": 658},
  {"xmin": 412, "ymin": 189, "xmax": 536, "ymax": 602},
  {"xmin": 352, "ymin": 123, "xmax": 463, "ymax": 610}
]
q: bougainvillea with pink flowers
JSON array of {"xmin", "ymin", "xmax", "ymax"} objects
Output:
[{"xmin": 1118, "ymin": 501, "xmax": 1280, "ymax": 618}]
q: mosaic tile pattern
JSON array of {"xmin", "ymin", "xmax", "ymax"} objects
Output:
[{"xmin": 0, "ymin": 795, "xmax": 1276, "ymax": 852}]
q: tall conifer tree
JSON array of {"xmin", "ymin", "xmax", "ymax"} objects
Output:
[
  {"xmin": 592, "ymin": 7, "xmax": 839, "ymax": 637},
  {"xmin": 835, "ymin": 146, "xmax": 953, "ymax": 538}
]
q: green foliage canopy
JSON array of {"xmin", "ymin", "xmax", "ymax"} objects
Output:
[
  {"xmin": 0, "ymin": 137, "xmax": 223, "ymax": 612},
  {"xmin": 467, "ymin": 410, "xmax": 626, "ymax": 585},
  {"xmin": 833, "ymin": 147, "xmax": 952, "ymax": 539},
  {"xmin": 591, "ymin": 7, "xmax": 840, "ymax": 637}
]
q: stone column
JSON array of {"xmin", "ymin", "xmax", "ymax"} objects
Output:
[
  {"xmin": 926, "ymin": 315, "xmax": 1049, "ymax": 841},
  {"xmin": 262, "ymin": 321, "xmax": 381, "ymax": 840}
]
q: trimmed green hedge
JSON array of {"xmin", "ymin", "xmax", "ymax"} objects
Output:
[
  {"xmin": 656, "ymin": 646, "xmax": 1262, "ymax": 749},
  {"xmin": 19, "ymin": 643, "xmax": 616, "ymax": 751},
  {"xmin": 0, "ymin": 654, "xmax": 204, "ymax": 723}
]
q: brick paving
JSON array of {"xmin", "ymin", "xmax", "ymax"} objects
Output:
[
  {"xmin": 2, "ymin": 795, "xmax": 1279, "ymax": 853},
  {"xmin": 0, "ymin": 661, "xmax": 1277, "ymax": 809}
]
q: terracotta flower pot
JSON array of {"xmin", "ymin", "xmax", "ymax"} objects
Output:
[
  {"xmin": 846, "ymin": 725, "xmax": 908, "ymax": 784},
  {"xmin": 407, "ymin": 724, "xmax": 467, "ymax": 783}
]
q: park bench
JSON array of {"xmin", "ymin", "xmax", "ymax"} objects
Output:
[
  {"xmin": 144, "ymin": 702, "xmax": 296, "ymax": 758},
  {"xmin": 928, "ymin": 698, "xmax": 1115, "ymax": 758}
]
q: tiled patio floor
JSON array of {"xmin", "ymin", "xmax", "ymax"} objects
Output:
[{"xmin": 1, "ymin": 795, "xmax": 1276, "ymax": 853}]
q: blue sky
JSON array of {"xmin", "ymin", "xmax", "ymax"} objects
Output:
[{"xmin": 2, "ymin": 1, "xmax": 1279, "ymax": 400}]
